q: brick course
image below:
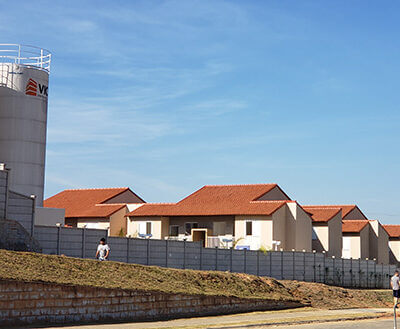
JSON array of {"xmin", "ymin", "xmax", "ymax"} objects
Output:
[{"xmin": 0, "ymin": 279, "xmax": 301, "ymax": 326}]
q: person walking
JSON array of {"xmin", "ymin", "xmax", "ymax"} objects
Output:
[
  {"xmin": 391, "ymin": 270, "xmax": 400, "ymax": 308},
  {"xmin": 95, "ymin": 238, "xmax": 110, "ymax": 261}
]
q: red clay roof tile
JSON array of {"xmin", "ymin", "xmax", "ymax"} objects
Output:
[
  {"xmin": 128, "ymin": 184, "xmax": 291, "ymax": 217},
  {"xmin": 302, "ymin": 206, "xmax": 341, "ymax": 223},
  {"xmin": 342, "ymin": 220, "xmax": 369, "ymax": 233},
  {"xmin": 383, "ymin": 225, "xmax": 400, "ymax": 238},
  {"xmin": 44, "ymin": 188, "xmax": 131, "ymax": 218},
  {"xmin": 303, "ymin": 204, "xmax": 368, "ymax": 220}
]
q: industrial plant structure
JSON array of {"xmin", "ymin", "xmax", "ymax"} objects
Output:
[{"xmin": 0, "ymin": 44, "xmax": 51, "ymax": 206}]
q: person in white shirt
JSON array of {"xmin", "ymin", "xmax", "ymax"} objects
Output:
[
  {"xmin": 391, "ymin": 270, "xmax": 400, "ymax": 308},
  {"xmin": 95, "ymin": 238, "xmax": 110, "ymax": 261}
]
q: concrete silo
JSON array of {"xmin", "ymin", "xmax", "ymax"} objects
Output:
[{"xmin": 0, "ymin": 44, "xmax": 51, "ymax": 206}]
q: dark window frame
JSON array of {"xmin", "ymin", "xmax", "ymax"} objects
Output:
[
  {"xmin": 146, "ymin": 222, "xmax": 152, "ymax": 235},
  {"xmin": 185, "ymin": 222, "xmax": 199, "ymax": 235},
  {"xmin": 246, "ymin": 221, "xmax": 252, "ymax": 236},
  {"xmin": 169, "ymin": 225, "xmax": 179, "ymax": 237}
]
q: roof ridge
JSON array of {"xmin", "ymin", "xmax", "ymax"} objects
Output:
[
  {"xmin": 63, "ymin": 187, "xmax": 129, "ymax": 191},
  {"xmin": 95, "ymin": 203, "xmax": 127, "ymax": 206},
  {"xmin": 304, "ymin": 204, "xmax": 356, "ymax": 207},
  {"xmin": 343, "ymin": 219, "xmax": 368, "ymax": 222},
  {"xmin": 203, "ymin": 183, "xmax": 278, "ymax": 187},
  {"xmin": 303, "ymin": 205, "xmax": 342, "ymax": 208},
  {"xmin": 250, "ymin": 200, "xmax": 294, "ymax": 203},
  {"xmin": 141, "ymin": 202, "xmax": 176, "ymax": 205}
]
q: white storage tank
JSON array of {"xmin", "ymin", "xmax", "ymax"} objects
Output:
[{"xmin": 0, "ymin": 44, "xmax": 51, "ymax": 206}]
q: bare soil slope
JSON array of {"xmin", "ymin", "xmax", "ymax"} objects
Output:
[{"xmin": 0, "ymin": 250, "xmax": 392, "ymax": 309}]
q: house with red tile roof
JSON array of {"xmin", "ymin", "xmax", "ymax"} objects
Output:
[
  {"xmin": 302, "ymin": 206, "xmax": 342, "ymax": 257},
  {"xmin": 383, "ymin": 225, "xmax": 400, "ymax": 265},
  {"xmin": 313, "ymin": 205, "xmax": 368, "ymax": 220},
  {"xmin": 341, "ymin": 220, "xmax": 370, "ymax": 260},
  {"xmin": 127, "ymin": 184, "xmax": 312, "ymax": 251},
  {"xmin": 44, "ymin": 188, "xmax": 145, "ymax": 236}
]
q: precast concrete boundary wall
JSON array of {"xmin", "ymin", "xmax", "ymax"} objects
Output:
[
  {"xmin": 34, "ymin": 225, "xmax": 396, "ymax": 289},
  {"xmin": 0, "ymin": 170, "xmax": 6, "ymax": 218},
  {"xmin": 0, "ymin": 169, "xmax": 35, "ymax": 235}
]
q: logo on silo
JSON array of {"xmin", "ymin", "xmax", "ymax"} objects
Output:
[
  {"xmin": 25, "ymin": 78, "xmax": 48, "ymax": 98},
  {"xmin": 25, "ymin": 79, "xmax": 38, "ymax": 96}
]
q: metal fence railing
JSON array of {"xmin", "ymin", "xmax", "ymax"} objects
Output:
[{"xmin": 0, "ymin": 44, "xmax": 51, "ymax": 72}]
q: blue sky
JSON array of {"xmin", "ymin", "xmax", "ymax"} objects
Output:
[{"xmin": 1, "ymin": 1, "xmax": 399, "ymax": 223}]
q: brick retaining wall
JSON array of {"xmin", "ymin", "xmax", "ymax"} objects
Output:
[{"xmin": 0, "ymin": 280, "xmax": 302, "ymax": 326}]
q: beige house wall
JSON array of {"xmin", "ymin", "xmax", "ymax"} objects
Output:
[
  {"xmin": 272, "ymin": 204, "xmax": 287, "ymax": 250},
  {"xmin": 328, "ymin": 213, "xmax": 343, "ymax": 258},
  {"xmin": 368, "ymin": 220, "xmax": 389, "ymax": 264},
  {"xmin": 109, "ymin": 207, "xmax": 129, "ymax": 237},
  {"xmin": 67, "ymin": 207, "xmax": 130, "ymax": 237},
  {"xmin": 286, "ymin": 203, "xmax": 312, "ymax": 252},
  {"xmin": 359, "ymin": 226, "xmax": 370, "ymax": 259},
  {"xmin": 343, "ymin": 235, "xmax": 361, "ymax": 259},
  {"xmin": 389, "ymin": 240, "xmax": 400, "ymax": 264},
  {"xmin": 313, "ymin": 225, "xmax": 329, "ymax": 253},
  {"xmin": 74, "ymin": 218, "xmax": 110, "ymax": 231},
  {"xmin": 128, "ymin": 216, "xmax": 169, "ymax": 239},
  {"xmin": 234, "ymin": 215, "xmax": 272, "ymax": 250}
]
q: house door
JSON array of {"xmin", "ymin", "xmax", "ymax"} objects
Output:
[{"xmin": 192, "ymin": 229, "xmax": 207, "ymax": 247}]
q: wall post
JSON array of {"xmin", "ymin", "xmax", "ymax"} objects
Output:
[
  {"xmin": 350, "ymin": 258, "xmax": 353, "ymax": 287},
  {"xmin": 3, "ymin": 166, "xmax": 10, "ymax": 220},
  {"xmin": 269, "ymin": 252, "xmax": 272, "ymax": 277},
  {"xmin": 57, "ymin": 225, "xmax": 61, "ymax": 256},
  {"xmin": 82, "ymin": 227, "xmax": 86, "ymax": 258},
  {"xmin": 313, "ymin": 251, "xmax": 316, "ymax": 282},
  {"xmin": 342, "ymin": 258, "xmax": 344, "ymax": 286},
  {"xmin": 146, "ymin": 238, "xmax": 150, "ymax": 266},
  {"xmin": 199, "ymin": 243, "xmax": 203, "ymax": 270},
  {"xmin": 215, "ymin": 247, "xmax": 218, "ymax": 271},
  {"xmin": 165, "ymin": 239, "xmax": 168, "ymax": 267},
  {"xmin": 292, "ymin": 250, "xmax": 295, "ymax": 280},
  {"xmin": 332, "ymin": 256, "xmax": 336, "ymax": 285},
  {"xmin": 243, "ymin": 249, "xmax": 247, "ymax": 273},
  {"xmin": 257, "ymin": 250, "xmax": 260, "ymax": 276},
  {"xmin": 30, "ymin": 195, "xmax": 36, "ymax": 237},
  {"xmin": 126, "ymin": 237, "xmax": 130, "ymax": 264},
  {"xmin": 183, "ymin": 240, "xmax": 186, "ymax": 269},
  {"xmin": 230, "ymin": 247, "xmax": 233, "ymax": 272}
]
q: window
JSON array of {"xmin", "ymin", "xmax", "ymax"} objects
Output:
[
  {"xmin": 146, "ymin": 222, "xmax": 152, "ymax": 235},
  {"xmin": 138, "ymin": 221, "xmax": 152, "ymax": 236},
  {"xmin": 169, "ymin": 225, "xmax": 179, "ymax": 237},
  {"xmin": 246, "ymin": 221, "xmax": 252, "ymax": 236},
  {"xmin": 213, "ymin": 222, "xmax": 226, "ymax": 235},
  {"xmin": 185, "ymin": 222, "xmax": 198, "ymax": 235}
]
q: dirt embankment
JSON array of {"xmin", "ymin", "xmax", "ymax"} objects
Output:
[
  {"xmin": 0, "ymin": 249, "xmax": 392, "ymax": 309},
  {"xmin": 283, "ymin": 281, "xmax": 392, "ymax": 309}
]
